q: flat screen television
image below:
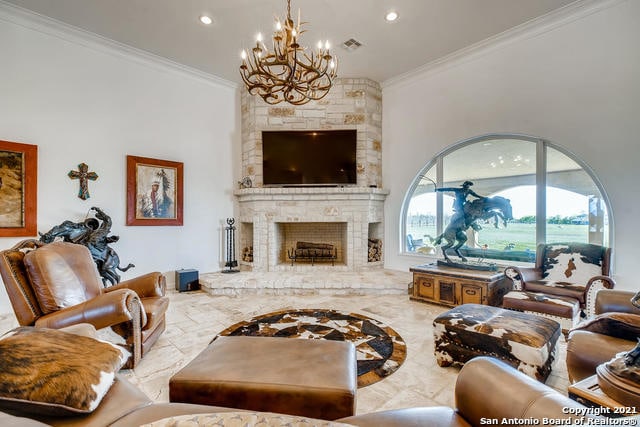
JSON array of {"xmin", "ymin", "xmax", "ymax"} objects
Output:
[{"xmin": 262, "ymin": 130, "xmax": 357, "ymax": 186}]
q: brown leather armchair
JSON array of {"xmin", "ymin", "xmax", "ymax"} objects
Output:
[
  {"xmin": 0, "ymin": 239, "xmax": 169, "ymax": 368},
  {"xmin": 566, "ymin": 289, "xmax": 640, "ymax": 383}
]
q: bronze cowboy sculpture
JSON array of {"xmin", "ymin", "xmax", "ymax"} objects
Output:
[
  {"xmin": 434, "ymin": 181, "xmax": 513, "ymax": 264},
  {"xmin": 39, "ymin": 207, "xmax": 135, "ymax": 286}
]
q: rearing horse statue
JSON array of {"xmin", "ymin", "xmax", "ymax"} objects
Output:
[
  {"xmin": 433, "ymin": 196, "xmax": 513, "ymax": 263},
  {"xmin": 39, "ymin": 207, "xmax": 135, "ymax": 286}
]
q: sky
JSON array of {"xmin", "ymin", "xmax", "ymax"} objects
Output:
[{"xmin": 408, "ymin": 185, "xmax": 589, "ymax": 219}]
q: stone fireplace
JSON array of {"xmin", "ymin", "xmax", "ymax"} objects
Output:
[
  {"xmin": 236, "ymin": 187, "xmax": 387, "ymax": 272},
  {"xmin": 236, "ymin": 78, "xmax": 386, "ymax": 272}
]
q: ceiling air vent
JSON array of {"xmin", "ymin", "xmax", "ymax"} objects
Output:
[{"xmin": 341, "ymin": 38, "xmax": 362, "ymax": 51}]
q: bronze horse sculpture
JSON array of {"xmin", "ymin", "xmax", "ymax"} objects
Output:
[
  {"xmin": 434, "ymin": 196, "xmax": 513, "ymax": 263},
  {"xmin": 39, "ymin": 207, "xmax": 135, "ymax": 286}
]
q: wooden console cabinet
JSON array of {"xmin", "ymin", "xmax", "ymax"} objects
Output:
[{"xmin": 410, "ymin": 263, "xmax": 509, "ymax": 307}]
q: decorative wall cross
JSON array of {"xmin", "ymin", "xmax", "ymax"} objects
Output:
[{"xmin": 68, "ymin": 163, "xmax": 98, "ymax": 200}]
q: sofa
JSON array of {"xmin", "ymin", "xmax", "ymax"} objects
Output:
[
  {"xmin": 0, "ymin": 323, "xmax": 605, "ymax": 427},
  {"xmin": 566, "ymin": 289, "xmax": 640, "ymax": 383}
]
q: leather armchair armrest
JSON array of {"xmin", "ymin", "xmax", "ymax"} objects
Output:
[
  {"xmin": 567, "ymin": 330, "xmax": 636, "ymax": 383},
  {"xmin": 34, "ymin": 288, "xmax": 144, "ymax": 330},
  {"xmin": 0, "ymin": 412, "xmax": 49, "ymax": 427},
  {"xmin": 595, "ymin": 289, "xmax": 640, "ymax": 315},
  {"xmin": 337, "ymin": 407, "xmax": 464, "ymax": 427},
  {"xmin": 58, "ymin": 323, "xmax": 97, "ymax": 338},
  {"xmin": 106, "ymin": 272, "xmax": 166, "ymax": 298},
  {"xmin": 516, "ymin": 266, "xmax": 542, "ymax": 284},
  {"xmin": 455, "ymin": 357, "xmax": 592, "ymax": 425}
]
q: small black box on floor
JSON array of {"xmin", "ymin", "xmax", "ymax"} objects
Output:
[{"xmin": 175, "ymin": 269, "xmax": 200, "ymax": 292}]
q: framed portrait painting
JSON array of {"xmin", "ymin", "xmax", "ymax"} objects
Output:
[
  {"xmin": 126, "ymin": 155, "xmax": 183, "ymax": 226},
  {"xmin": 0, "ymin": 140, "xmax": 37, "ymax": 237}
]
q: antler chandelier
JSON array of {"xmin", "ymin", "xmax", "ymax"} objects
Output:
[{"xmin": 239, "ymin": 0, "xmax": 337, "ymax": 106}]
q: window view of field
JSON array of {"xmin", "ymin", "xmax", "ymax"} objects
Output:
[
  {"xmin": 406, "ymin": 186, "xmax": 607, "ymax": 258},
  {"xmin": 407, "ymin": 221, "xmax": 589, "ymax": 252}
]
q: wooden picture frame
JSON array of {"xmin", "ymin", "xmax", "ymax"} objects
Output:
[
  {"xmin": 0, "ymin": 140, "xmax": 37, "ymax": 237},
  {"xmin": 126, "ymin": 155, "xmax": 183, "ymax": 226}
]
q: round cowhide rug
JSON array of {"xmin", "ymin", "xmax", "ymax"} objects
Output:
[{"xmin": 216, "ymin": 309, "xmax": 406, "ymax": 387}]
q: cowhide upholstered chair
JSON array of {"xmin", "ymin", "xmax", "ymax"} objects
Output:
[
  {"xmin": 0, "ymin": 239, "xmax": 169, "ymax": 368},
  {"xmin": 502, "ymin": 242, "xmax": 614, "ymax": 332}
]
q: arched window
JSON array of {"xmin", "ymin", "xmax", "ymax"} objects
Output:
[{"xmin": 402, "ymin": 134, "xmax": 611, "ymax": 263}]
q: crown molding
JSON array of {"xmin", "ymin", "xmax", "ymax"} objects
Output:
[
  {"xmin": 0, "ymin": 0, "xmax": 237, "ymax": 89},
  {"xmin": 382, "ymin": 0, "xmax": 626, "ymax": 89}
]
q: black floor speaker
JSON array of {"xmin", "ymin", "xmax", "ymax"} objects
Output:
[{"xmin": 175, "ymin": 269, "xmax": 200, "ymax": 292}]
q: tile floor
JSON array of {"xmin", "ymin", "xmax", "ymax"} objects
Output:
[{"xmin": 0, "ymin": 270, "xmax": 570, "ymax": 416}]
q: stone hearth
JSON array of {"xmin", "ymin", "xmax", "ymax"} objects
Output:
[{"xmin": 199, "ymin": 270, "xmax": 409, "ymax": 296}]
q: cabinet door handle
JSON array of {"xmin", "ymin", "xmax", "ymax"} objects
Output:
[{"xmin": 465, "ymin": 289, "xmax": 477, "ymax": 295}]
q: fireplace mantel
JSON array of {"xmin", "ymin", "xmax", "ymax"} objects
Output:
[
  {"xmin": 235, "ymin": 187, "xmax": 388, "ymax": 272},
  {"xmin": 234, "ymin": 186, "xmax": 389, "ymax": 201}
]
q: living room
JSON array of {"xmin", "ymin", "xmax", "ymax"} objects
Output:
[{"xmin": 0, "ymin": 0, "xmax": 638, "ymax": 425}]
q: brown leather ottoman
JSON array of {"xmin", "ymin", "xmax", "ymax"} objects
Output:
[
  {"xmin": 169, "ymin": 336, "xmax": 357, "ymax": 420},
  {"xmin": 433, "ymin": 304, "xmax": 561, "ymax": 382}
]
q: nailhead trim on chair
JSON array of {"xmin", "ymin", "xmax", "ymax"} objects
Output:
[
  {"xmin": 3, "ymin": 240, "xmax": 44, "ymax": 323},
  {"xmin": 7, "ymin": 259, "xmax": 39, "ymax": 320},
  {"xmin": 585, "ymin": 279, "xmax": 606, "ymax": 318},
  {"xmin": 121, "ymin": 295, "xmax": 143, "ymax": 369}
]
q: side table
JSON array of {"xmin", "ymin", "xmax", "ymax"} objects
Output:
[{"xmin": 568, "ymin": 374, "xmax": 638, "ymax": 417}]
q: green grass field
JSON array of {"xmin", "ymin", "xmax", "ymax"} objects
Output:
[{"xmin": 407, "ymin": 222, "xmax": 589, "ymax": 251}]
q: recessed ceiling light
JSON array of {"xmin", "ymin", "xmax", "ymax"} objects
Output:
[
  {"xmin": 385, "ymin": 11, "xmax": 398, "ymax": 22},
  {"xmin": 199, "ymin": 15, "xmax": 213, "ymax": 25}
]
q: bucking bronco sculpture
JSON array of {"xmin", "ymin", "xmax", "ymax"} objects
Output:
[
  {"xmin": 39, "ymin": 207, "xmax": 135, "ymax": 286},
  {"xmin": 433, "ymin": 194, "xmax": 513, "ymax": 263}
]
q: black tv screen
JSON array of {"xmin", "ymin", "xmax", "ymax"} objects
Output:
[{"xmin": 262, "ymin": 130, "xmax": 357, "ymax": 186}]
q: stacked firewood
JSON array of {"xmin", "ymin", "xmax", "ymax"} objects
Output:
[
  {"xmin": 368, "ymin": 238, "xmax": 382, "ymax": 262},
  {"xmin": 242, "ymin": 246, "xmax": 253, "ymax": 263}
]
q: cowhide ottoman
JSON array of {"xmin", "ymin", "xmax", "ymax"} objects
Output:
[{"xmin": 433, "ymin": 304, "xmax": 561, "ymax": 382}]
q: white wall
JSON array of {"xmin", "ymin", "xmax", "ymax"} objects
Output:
[
  {"xmin": 382, "ymin": 0, "xmax": 640, "ymax": 290},
  {"xmin": 0, "ymin": 9, "xmax": 239, "ymax": 312}
]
